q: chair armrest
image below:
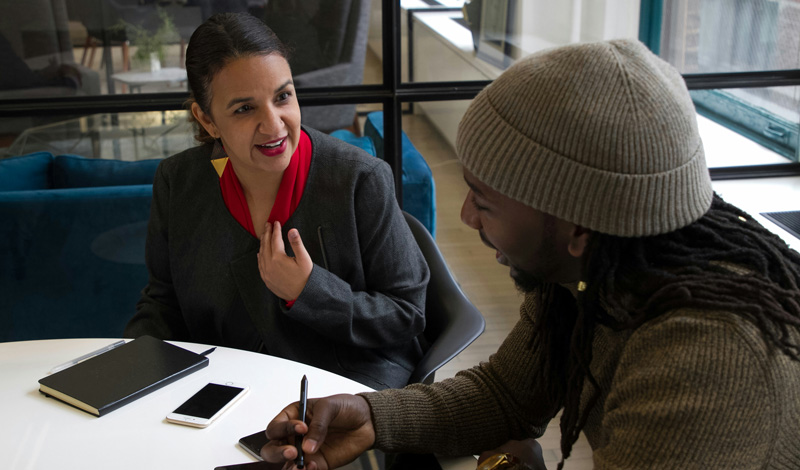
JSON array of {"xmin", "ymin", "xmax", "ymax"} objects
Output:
[
  {"xmin": 404, "ymin": 211, "xmax": 486, "ymax": 384},
  {"xmin": 410, "ymin": 291, "xmax": 485, "ymax": 385}
]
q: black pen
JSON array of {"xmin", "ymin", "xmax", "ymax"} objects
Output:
[{"xmin": 296, "ymin": 375, "xmax": 308, "ymax": 469}]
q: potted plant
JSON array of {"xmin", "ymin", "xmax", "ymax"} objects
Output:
[{"xmin": 112, "ymin": 7, "xmax": 179, "ymax": 72}]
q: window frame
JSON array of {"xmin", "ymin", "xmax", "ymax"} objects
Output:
[{"xmin": 2, "ymin": 0, "xmax": 800, "ymax": 201}]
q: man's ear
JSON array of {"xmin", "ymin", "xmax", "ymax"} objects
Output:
[
  {"xmin": 567, "ymin": 225, "xmax": 591, "ymax": 258},
  {"xmin": 191, "ymin": 102, "xmax": 217, "ymax": 139}
]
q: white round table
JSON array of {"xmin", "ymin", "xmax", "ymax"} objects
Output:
[
  {"xmin": 0, "ymin": 338, "xmax": 476, "ymax": 470},
  {"xmin": 1, "ymin": 338, "xmax": 371, "ymax": 469}
]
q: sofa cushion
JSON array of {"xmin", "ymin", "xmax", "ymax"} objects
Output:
[
  {"xmin": 364, "ymin": 112, "xmax": 436, "ymax": 237},
  {"xmin": 330, "ymin": 129, "xmax": 376, "ymax": 156},
  {"xmin": 0, "ymin": 151, "xmax": 54, "ymax": 191},
  {"xmin": 53, "ymin": 154, "xmax": 161, "ymax": 188}
]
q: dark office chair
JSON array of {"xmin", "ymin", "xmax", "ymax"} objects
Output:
[{"xmin": 403, "ymin": 211, "xmax": 485, "ymax": 385}]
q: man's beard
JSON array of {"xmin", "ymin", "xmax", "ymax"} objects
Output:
[
  {"xmin": 509, "ymin": 215, "xmax": 562, "ymax": 293},
  {"xmin": 510, "ymin": 265, "xmax": 545, "ymax": 293}
]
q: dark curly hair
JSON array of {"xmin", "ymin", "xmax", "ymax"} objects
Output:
[
  {"xmin": 184, "ymin": 12, "xmax": 290, "ymax": 144},
  {"xmin": 531, "ymin": 193, "xmax": 800, "ymax": 469}
]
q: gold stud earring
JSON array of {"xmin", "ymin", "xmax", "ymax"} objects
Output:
[{"xmin": 577, "ymin": 281, "xmax": 587, "ymax": 292}]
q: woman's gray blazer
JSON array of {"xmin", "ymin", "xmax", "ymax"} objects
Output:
[{"xmin": 125, "ymin": 127, "xmax": 430, "ymax": 390}]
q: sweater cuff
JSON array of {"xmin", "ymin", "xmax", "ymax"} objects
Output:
[{"xmin": 359, "ymin": 386, "xmax": 444, "ymax": 454}]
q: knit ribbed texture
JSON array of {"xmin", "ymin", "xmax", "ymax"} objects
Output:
[
  {"xmin": 365, "ymin": 293, "xmax": 800, "ymax": 468},
  {"xmin": 456, "ymin": 39, "xmax": 713, "ymax": 236}
]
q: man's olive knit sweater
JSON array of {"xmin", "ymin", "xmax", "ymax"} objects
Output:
[{"xmin": 364, "ymin": 292, "xmax": 800, "ymax": 468}]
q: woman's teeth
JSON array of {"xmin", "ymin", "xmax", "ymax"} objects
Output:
[{"xmin": 259, "ymin": 138, "xmax": 284, "ymax": 149}]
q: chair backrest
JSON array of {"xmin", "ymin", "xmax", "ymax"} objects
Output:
[{"xmin": 404, "ymin": 211, "xmax": 485, "ymax": 384}]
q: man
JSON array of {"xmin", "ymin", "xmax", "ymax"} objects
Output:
[{"xmin": 261, "ymin": 39, "xmax": 800, "ymax": 469}]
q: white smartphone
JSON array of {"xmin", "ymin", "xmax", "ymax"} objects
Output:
[{"xmin": 166, "ymin": 381, "xmax": 249, "ymax": 428}]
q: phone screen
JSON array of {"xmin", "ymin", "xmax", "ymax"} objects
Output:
[{"xmin": 173, "ymin": 383, "xmax": 245, "ymax": 418}]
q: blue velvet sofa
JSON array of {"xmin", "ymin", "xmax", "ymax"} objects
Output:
[{"xmin": 0, "ymin": 152, "xmax": 159, "ymax": 342}]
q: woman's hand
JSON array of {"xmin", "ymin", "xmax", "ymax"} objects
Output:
[
  {"xmin": 478, "ymin": 439, "xmax": 546, "ymax": 470},
  {"xmin": 262, "ymin": 394, "xmax": 376, "ymax": 470},
  {"xmin": 257, "ymin": 221, "xmax": 313, "ymax": 301}
]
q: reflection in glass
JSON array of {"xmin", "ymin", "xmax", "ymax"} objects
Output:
[
  {"xmin": 660, "ymin": 0, "xmax": 800, "ymax": 74},
  {"xmin": 659, "ymin": 1, "xmax": 800, "ymax": 163},
  {"xmin": 0, "ymin": 0, "xmax": 377, "ymax": 100},
  {"xmin": 0, "ymin": 0, "xmax": 101, "ymax": 98},
  {"xmin": 261, "ymin": 0, "xmax": 373, "ymax": 132},
  {"xmin": 408, "ymin": 1, "xmax": 639, "ymax": 83},
  {"xmin": 0, "ymin": 0, "xmax": 203, "ymax": 97},
  {"xmin": 0, "ymin": 101, "xmax": 385, "ymax": 162},
  {"xmin": 3, "ymin": 111, "xmax": 194, "ymax": 161},
  {"xmin": 473, "ymin": 0, "xmax": 514, "ymax": 69}
]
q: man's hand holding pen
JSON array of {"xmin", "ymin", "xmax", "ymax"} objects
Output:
[{"xmin": 262, "ymin": 394, "xmax": 376, "ymax": 470}]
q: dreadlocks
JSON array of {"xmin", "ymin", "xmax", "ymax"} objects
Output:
[{"xmin": 532, "ymin": 193, "xmax": 800, "ymax": 469}]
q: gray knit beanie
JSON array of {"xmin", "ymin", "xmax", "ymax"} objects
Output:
[{"xmin": 456, "ymin": 39, "xmax": 713, "ymax": 237}]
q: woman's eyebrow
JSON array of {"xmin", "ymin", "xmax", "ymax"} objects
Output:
[
  {"xmin": 226, "ymin": 97, "xmax": 252, "ymax": 110},
  {"xmin": 275, "ymin": 79, "xmax": 293, "ymax": 93},
  {"xmin": 224, "ymin": 79, "xmax": 294, "ymax": 109}
]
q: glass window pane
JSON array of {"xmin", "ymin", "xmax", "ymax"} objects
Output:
[
  {"xmin": 659, "ymin": 0, "xmax": 800, "ymax": 74},
  {"xmin": 654, "ymin": 1, "xmax": 800, "ymax": 167},
  {"xmin": 0, "ymin": 0, "xmax": 378, "ymax": 100},
  {"xmin": 404, "ymin": 88, "xmax": 798, "ymax": 174},
  {"xmin": 366, "ymin": 0, "xmax": 383, "ymax": 85},
  {"xmin": 0, "ymin": 103, "xmax": 387, "ymax": 161},
  {"xmin": 264, "ymin": 0, "xmax": 377, "ymax": 88},
  {"xmin": 0, "ymin": 0, "xmax": 203, "ymax": 97},
  {"xmin": 1, "ymin": 111, "xmax": 194, "ymax": 160},
  {"xmin": 406, "ymin": 0, "xmax": 640, "ymax": 83},
  {"xmin": 411, "ymin": 99, "xmax": 470, "ymax": 150}
]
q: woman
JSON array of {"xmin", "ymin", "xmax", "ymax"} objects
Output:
[{"xmin": 124, "ymin": 13, "xmax": 429, "ymax": 390}]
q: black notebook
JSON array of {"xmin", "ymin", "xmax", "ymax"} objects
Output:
[{"xmin": 39, "ymin": 336, "xmax": 209, "ymax": 417}]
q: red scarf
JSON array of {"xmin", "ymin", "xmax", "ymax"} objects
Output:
[
  {"xmin": 217, "ymin": 130, "xmax": 312, "ymax": 237},
  {"xmin": 215, "ymin": 131, "xmax": 311, "ymax": 307}
]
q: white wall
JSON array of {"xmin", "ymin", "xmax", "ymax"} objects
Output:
[{"xmin": 414, "ymin": 0, "xmax": 641, "ymax": 150}]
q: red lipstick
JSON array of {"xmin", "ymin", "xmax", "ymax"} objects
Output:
[{"xmin": 255, "ymin": 137, "xmax": 287, "ymax": 157}]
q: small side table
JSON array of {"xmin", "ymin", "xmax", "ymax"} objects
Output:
[{"xmin": 111, "ymin": 67, "xmax": 188, "ymax": 93}]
